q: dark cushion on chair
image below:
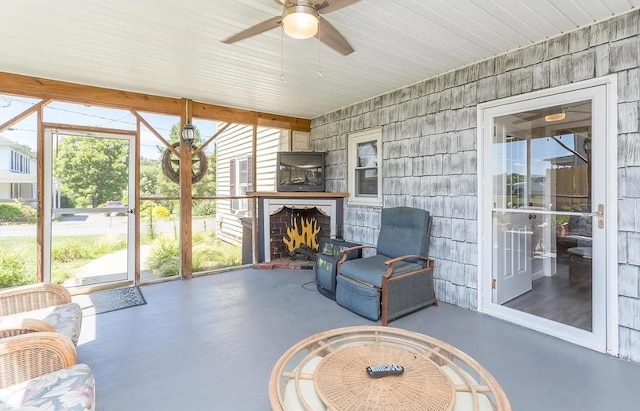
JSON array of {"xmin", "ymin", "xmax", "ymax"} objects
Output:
[
  {"xmin": 377, "ymin": 207, "xmax": 430, "ymax": 262},
  {"xmin": 339, "ymin": 255, "xmax": 423, "ymax": 288}
]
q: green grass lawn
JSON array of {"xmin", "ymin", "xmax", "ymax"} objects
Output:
[
  {"xmin": 0, "ymin": 234, "xmax": 128, "ymax": 287},
  {"xmin": 0, "ymin": 222, "xmax": 239, "ymax": 288}
]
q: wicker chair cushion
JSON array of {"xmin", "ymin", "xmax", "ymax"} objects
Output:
[
  {"xmin": 0, "ymin": 364, "xmax": 94, "ymax": 410},
  {"xmin": 1, "ymin": 303, "xmax": 82, "ymax": 346},
  {"xmin": 339, "ymin": 255, "xmax": 422, "ymax": 288}
]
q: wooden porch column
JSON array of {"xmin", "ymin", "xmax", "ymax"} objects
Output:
[
  {"xmin": 251, "ymin": 125, "xmax": 258, "ymax": 264},
  {"xmin": 134, "ymin": 119, "xmax": 141, "ymax": 284},
  {"xmin": 36, "ymin": 105, "xmax": 45, "ymax": 283},
  {"xmin": 180, "ymin": 99, "xmax": 193, "ymax": 279}
]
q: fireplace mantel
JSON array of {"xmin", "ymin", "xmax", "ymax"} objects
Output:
[
  {"xmin": 248, "ymin": 192, "xmax": 349, "ymax": 198},
  {"xmin": 250, "ymin": 192, "xmax": 348, "ymax": 263}
]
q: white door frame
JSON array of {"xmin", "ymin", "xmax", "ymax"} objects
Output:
[
  {"xmin": 43, "ymin": 128, "xmax": 137, "ymax": 285},
  {"xmin": 477, "ymin": 76, "xmax": 618, "ymax": 355}
]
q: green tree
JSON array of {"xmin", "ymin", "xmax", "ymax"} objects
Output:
[
  {"xmin": 140, "ymin": 157, "xmax": 160, "ymax": 197},
  {"xmin": 54, "ymin": 136, "xmax": 128, "ymax": 207},
  {"xmin": 193, "ymin": 151, "xmax": 216, "ymax": 197}
]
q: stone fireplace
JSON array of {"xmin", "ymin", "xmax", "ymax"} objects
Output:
[
  {"xmin": 253, "ymin": 192, "xmax": 347, "ymax": 263},
  {"xmin": 270, "ymin": 206, "xmax": 331, "ymax": 260}
]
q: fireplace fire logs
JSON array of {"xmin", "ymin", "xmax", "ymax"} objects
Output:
[
  {"xmin": 270, "ymin": 206, "xmax": 331, "ymax": 262},
  {"xmin": 289, "ymin": 244, "xmax": 317, "ymax": 261},
  {"xmin": 283, "ymin": 216, "xmax": 320, "ymax": 261},
  {"xmin": 283, "ymin": 217, "xmax": 320, "ymax": 253}
]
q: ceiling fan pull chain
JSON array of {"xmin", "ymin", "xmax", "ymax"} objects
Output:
[
  {"xmin": 318, "ymin": 18, "xmax": 323, "ymax": 79},
  {"xmin": 281, "ymin": 26, "xmax": 285, "ymax": 82}
]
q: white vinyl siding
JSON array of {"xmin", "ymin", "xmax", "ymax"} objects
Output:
[{"xmin": 216, "ymin": 124, "xmax": 290, "ymax": 243}]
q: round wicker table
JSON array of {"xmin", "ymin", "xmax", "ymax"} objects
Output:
[{"xmin": 269, "ymin": 326, "xmax": 511, "ymax": 411}]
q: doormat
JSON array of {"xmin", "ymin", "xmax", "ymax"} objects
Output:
[{"xmin": 76, "ymin": 286, "xmax": 147, "ymax": 315}]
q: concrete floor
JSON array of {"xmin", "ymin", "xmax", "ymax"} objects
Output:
[{"xmin": 77, "ymin": 268, "xmax": 640, "ymax": 411}]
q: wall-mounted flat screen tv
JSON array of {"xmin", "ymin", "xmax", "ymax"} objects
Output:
[{"xmin": 276, "ymin": 151, "xmax": 326, "ymax": 192}]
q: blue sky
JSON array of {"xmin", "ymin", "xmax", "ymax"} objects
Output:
[
  {"xmin": 0, "ymin": 96, "xmax": 217, "ymax": 159},
  {"xmin": 498, "ymin": 136, "xmax": 578, "ymax": 178}
]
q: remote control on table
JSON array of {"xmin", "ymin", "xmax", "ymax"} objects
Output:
[{"xmin": 366, "ymin": 364, "xmax": 405, "ymax": 378}]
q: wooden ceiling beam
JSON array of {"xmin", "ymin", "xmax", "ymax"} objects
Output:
[
  {"xmin": 0, "ymin": 72, "xmax": 182, "ymax": 114},
  {"xmin": 0, "ymin": 71, "xmax": 311, "ymax": 131},
  {"xmin": 192, "ymin": 102, "xmax": 311, "ymax": 132}
]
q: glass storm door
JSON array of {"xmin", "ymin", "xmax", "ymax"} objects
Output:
[
  {"xmin": 480, "ymin": 81, "xmax": 613, "ymax": 353},
  {"xmin": 43, "ymin": 128, "xmax": 136, "ymax": 288}
]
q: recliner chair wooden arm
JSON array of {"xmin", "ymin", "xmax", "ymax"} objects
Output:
[
  {"xmin": 338, "ymin": 245, "xmax": 376, "ymax": 264},
  {"xmin": 383, "ymin": 255, "xmax": 434, "ymax": 277}
]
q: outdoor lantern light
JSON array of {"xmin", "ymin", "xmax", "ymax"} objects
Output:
[
  {"xmin": 282, "ymin": 4, "xmax": 319, "ymax": 39},
  {"xmin": 584, "ymin": 138, "xmax": 592, "ymax": 157},
  {"xmin": 181, "ymin": 123, "xmax": 195, "ymax": 147}
]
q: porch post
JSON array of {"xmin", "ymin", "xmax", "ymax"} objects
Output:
[
  {"xmin": 180, "ymin": 99, "xmax": 193, "ymax": 279},
  {"xmin": 36, "ymin": 104, "xmax": 45, "ymax": 283},
  {"xmin": 251, "ymin": 125, "xmax": 258, "ymax": 264}
]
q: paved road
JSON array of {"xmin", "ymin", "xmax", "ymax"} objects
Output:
[{"xmin": 0, "ymin": 214, "xmax": 215, "ymax": 238}]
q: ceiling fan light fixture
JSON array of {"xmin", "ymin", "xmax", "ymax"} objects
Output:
[
  {"xmin": 282, "ymin": 4, "xmax": 319, "ymax": 39},
  {"xmin": 545, "ymin": 112, "xmax": 566, "ymax": 122}
]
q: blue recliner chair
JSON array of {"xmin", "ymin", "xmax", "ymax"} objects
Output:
[{"xmin": 335, "ymin": 207, "xmax": 436, "ymax": 325}]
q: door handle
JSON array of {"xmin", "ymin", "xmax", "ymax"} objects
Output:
[{"xmin": 597, "ymin": 204, "xmax": 604, "ymax": 229}]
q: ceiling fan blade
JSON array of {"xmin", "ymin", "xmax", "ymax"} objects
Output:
[
  {"xmin": 317, "ymin": 19, "xmax": 354, "ymax": 55},
  {"xmin": 315, "ymin": 0, "xmax": 362, "ymax": 14},
  {"xmin": 222, "ymin": 16, "xmax": 282, "ymax": 44}
]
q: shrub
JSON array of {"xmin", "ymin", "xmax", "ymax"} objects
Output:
[
  {"xmin": 59, "ymin": 193, "xmax": 75, "ymax": 209},
  {"xmin": 152, "ymin": 205, "xmax": 171, "ymax": 218},
  {"xmin": 0, "ymin": 203, "xmax": 37, "ymax": 224},
  {"xmin": 51, "ymin": 266, "xmax": 73, "ymax": 285},
  {"xmin": 52, "ymin": 239, "xmax": 91, "ymax": 262},
  {"xmin": 193, "ymin": 201, "xmax": 216, "ymax": 216},
  {"xmin": 160, "ymin": 200, "xmax": 177, "ymax": 214},
  {"xmin": 192, "ymin": 230, "xmax": 216, "ymax": 244},
  {"xmin": 192, "ymin": 242, "xmax": 241, "ymax": 272},
  {"xmin": 93, "ymin": 235, "xmax": 127, "ymax": 256},
  {"xmin": 147, "ymin": 236, "xmax": 180, "ymax": 277},
  {"xmin": 147, "ymin": 233, "xmax": 241, "ymax": 277},
  {"xmin": 0, "ymin": 249, "xmax": 27, "ymax": 288}
]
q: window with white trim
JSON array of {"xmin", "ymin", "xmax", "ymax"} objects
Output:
[
  {"xmin": 10, "ymin": 150, "xmax": 30, "ymax": 174},
  {"xmin": 230, "ymin": 156, "xmax": 252, "ymax": 214},
  {"xmin": 348, "ymin": 129, "xmax": 382, "ymax": 206}
]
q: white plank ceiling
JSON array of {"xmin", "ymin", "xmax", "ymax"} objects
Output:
[{"xmin": 1, "ymin": 0, "xmax": 639, "ymax": 119}]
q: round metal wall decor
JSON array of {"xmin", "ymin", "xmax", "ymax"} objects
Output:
[{"xmin": 161, "ymin": 142, "xmax": 208, "ymax": 184}]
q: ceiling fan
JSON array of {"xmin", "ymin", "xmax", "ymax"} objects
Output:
[{"xmin": 222, "ymin": 0, "xmax": 360, "ymax": 56}]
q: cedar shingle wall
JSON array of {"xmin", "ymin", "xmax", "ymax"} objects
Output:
[{"xmin": 310, "ymin": 10, "xmax": 640, "ymax": 362}]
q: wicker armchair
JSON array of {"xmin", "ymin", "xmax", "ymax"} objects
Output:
[
  {"xmin": 0, "ymin": 332, "xmax": 95, "ymax": 410},
  {"xmin": 336, "ymin": 207, "xmax": 437, "ymax": 326},
  {"xmin": 0, "ymin": 283, "xmax": 83, "ymax": 345}
]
